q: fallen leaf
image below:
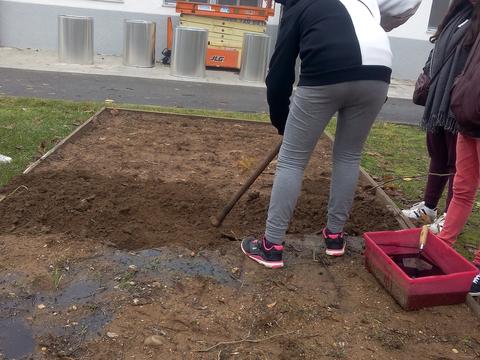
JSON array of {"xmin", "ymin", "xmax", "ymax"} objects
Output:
[{"xmin": 267, "ymin": 301, "xmax": 277, "ymax": 308}]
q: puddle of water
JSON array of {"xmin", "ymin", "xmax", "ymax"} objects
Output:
[
  {"xmin": 34, "ymin": 307, "xmax": 112, "ymax": 341},
  {"xmin": 0, "ymin": 273, "xmax": 22, "ymax": 286},
  {"xmin": 111, "ymin": 249, "xmax": 161, "ymax": 268},
  {"xmin": 0, "ymin": 246, "xmax": 234, "ymax": 359},
  {"xmin": 162, "ymin": 257, "xmax": 234, "ymax": 284},
  {"xmin": 74, "ymin": 308, "xmax": 111, "ymax": 340},
  {"xmin": 138, "ymin": 249, "xmax": 162, "ymax": 257},
  {"xmin": 0, "ymin": 317, "xmax": 35, "ymax": 360},
  {"xmin": 110, "ymin": 248, "xmax": 235, "ymax": 284},
  {"xmin": 33, "ymin": 279, "xmax": 103, "ymax": 308},
  {"xmin": 52, "ymin": 279, "xmax": 102, "ymax": 307}
]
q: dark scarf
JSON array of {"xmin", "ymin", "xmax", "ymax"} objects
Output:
[{"xmin": 421, "ymin": 7, "xmax": 472, "ymax": 133}]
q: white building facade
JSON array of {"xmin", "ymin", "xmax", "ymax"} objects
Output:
[{"xmin": 0, "ymin": 0, "xmax": 450, "ymax": 80}]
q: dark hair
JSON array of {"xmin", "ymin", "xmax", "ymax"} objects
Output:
[
  {"xmin": 430, "ymin": 0, "xmax": 480, "ymax": 46},
  {"xmin": 465, "ymin": 1, "xmax": 480, "ymax": 46}
]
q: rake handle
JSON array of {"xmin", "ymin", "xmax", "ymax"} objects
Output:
[{"xmin": 210, "ymin": 140, "xmax": 282, "ymax": 228}]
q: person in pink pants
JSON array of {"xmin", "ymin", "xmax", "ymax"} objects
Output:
[
  {"xmin": 437, "ymin": 0, "xmax": 480, "ymax": 297},
  {"xmin": 438, "ymin": 133, "xmax": 480, "ymax": 296}
]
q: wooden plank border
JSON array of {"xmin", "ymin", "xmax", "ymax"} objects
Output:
[
  {"xmin": 23, "ymin": 107, "xmax": 106, "ymax": 174},
  {"xmin": 107, "ymin": 106, "xmax": 271, "ymax": 126}
]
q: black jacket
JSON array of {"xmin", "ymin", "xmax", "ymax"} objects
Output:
[{"xmin": 266, "ymin": 0, "xmax": 394, "ymax": 134}]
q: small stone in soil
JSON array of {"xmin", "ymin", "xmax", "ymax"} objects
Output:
[
  {"xmin": 128, "ymin": 265, "xmax": 137, "ymax": 272},
  {"xmin": 107, "ymin": 332, "xmax": 119, "ymax": 338},
  {"xmin": 144, "ymin": 335, "xmax": 163, "ymax": 347}
]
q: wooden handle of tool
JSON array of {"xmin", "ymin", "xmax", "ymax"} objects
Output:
[
  {"xmin": 419, "ymin": 225, "xmax": 429, "ymax": 249},
  {"xmin": 210, "ymin": 140, "xmax": 282, "ymax": 228}
]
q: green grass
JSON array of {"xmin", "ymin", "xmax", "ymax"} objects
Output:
[
  {"xmin": 0, "ymin": 96, "xmax": 478, "ymax": 259},
  {"xmin": 326, "ymin": 120, "xmax": 430, "ymax": 206},
  {"xmin": 116, "ymin": 102, "xmax": 270, "ymax": 122},
  {"xmin": 0, "ymin": 97, "xmax": 101, "ymax": 186},
  {"xmin": 0, "ymin": 97, "xmax": 269, "ymax": 187}
]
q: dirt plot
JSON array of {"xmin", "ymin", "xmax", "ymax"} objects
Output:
[{"xmin": 0, "ymin": 110, "xmax": 478, "ymax": 359}]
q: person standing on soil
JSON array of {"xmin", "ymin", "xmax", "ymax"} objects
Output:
[
  {"xmin": 241, "ymin": 0, "xmax": 421, "ymax": 268},
  {"xmin": 436, "ymin": 0, "xmax": 480, "ymax": 296},
  {"xmin": 402, "ymin": 0, "xmax": 478, "ymax": 234}
]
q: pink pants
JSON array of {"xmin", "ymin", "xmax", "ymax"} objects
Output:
[{"xmin": 438, "ymin": 133, "xmax": 480, "ymax": 266}]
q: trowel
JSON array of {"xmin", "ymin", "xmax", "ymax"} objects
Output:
[{"xmin": 402, "ymin": 225, "xmax": 433, "ymax": 273}]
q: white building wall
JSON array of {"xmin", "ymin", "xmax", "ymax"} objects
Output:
[
  {"xmin": 0, "ymin": 0, "xmax": 280, "ymax": 55},
  {"xmin": 0, "ymin": 0, "xmax": 433, "ymax": 80},
  {"xmin": 1, "ymin": 0, "xmax": 281, "ymax": 23},
  {"xmin": 388, "ymin": 0, "xmax": 434, "ymax": 40},
  {"xmin": 2, "ymin": 0, "xmax": 177, "ymax": 15},
  {"xmin": 386, "ymin": 0, "xmax": 434, "ymax": 79}
]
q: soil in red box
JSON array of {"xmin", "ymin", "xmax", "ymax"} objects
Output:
[
  {"xmin": 0, "ymin": 110, "xmax": 478, "ymax": 360},
  {"xmin": 391, "ymin": 253, "xmax": 445, "ymax": 278}
]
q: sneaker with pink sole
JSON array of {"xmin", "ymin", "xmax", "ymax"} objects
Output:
[
  {"xmin": 241, "ymin": 236, "xmax": 284, "ymax": 269},
  {"xmin": 323, "ymin": 228, "xmax": 346, "ymax": 256}
]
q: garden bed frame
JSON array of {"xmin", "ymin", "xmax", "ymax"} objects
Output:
[{"xmin": 12, "ymin": 107, "xmax": 480, "ymax": 317}]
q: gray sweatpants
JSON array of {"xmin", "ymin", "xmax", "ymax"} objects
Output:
[{"xmin": 265, "ymin": 80, "xmax": 389, "ymax": 244}]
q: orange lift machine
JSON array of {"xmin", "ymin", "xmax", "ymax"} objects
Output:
[{"xmin": 169, "ymin": 0, "xmax": 275, "ymax": 69}]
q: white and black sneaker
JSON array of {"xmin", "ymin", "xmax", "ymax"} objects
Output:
[
  {"xmin": 470, "ymin": 274, "xmax": 480, "ymax": 297},
  {"xmin": 402, "ymin": 201, "xmax": 437, "ymax": 223},
  {"xmin": 430, "ymin": 213, "xmax": 446, "ymax": 234}
]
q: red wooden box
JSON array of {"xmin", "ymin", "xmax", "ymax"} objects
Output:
[{"xmin": 364, "ymin": 228, "xmax": 478, "ymax": 310}]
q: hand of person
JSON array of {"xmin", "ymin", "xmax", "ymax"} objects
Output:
[{"xmin": 377, "ymin": 0, "xmax": 422, "ymax": 31}]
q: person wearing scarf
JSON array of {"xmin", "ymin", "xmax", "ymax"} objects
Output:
[
  {"xmin": 402, "ymin": 0, "xmax": 475, "ymax": 234},
  {"xmin": 437, "ymin": 0, "xmax": 480, "ymax": 296}
]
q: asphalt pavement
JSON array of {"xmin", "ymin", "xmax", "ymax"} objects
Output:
[{"xmin": 0, "ymin": 68, "xmax": 424, "ymax": 125}]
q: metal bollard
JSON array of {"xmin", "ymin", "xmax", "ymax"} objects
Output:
[
  {"xmin": 239, "ymin": 33, "xmax": 270, "ymax": 82},
  {"xmin": 123, "ymin": 20, "xmax": 157, "ymax": 68},
  {"xmin": 171, "ymin": 27, "xmax": 208, "ymax": 78},
  {"xmin": 58, "ymin": 15, "xmax": 94, "ymax": 65}
]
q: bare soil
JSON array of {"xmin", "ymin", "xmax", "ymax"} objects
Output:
[{"xmin": 0, "ymin": 110, "xmax": 478, "ymax": 360}]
